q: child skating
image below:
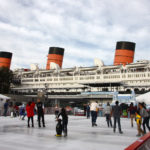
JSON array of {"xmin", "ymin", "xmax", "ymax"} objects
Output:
[
  {"xmin": 135, "ymin": 110, "xmax": 144, "ymax": 137},
  {"xmin": 57, "ymin": 108, "xmax": 68, "ymax": 137},
  {"xmin": 55, "ymin": 119, "xmax": 63, "ymax": 137}
]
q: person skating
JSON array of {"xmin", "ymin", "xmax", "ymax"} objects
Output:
[
  {"xmin": 55, "ymin": 119, "xmax": 63, "ymax": 137},
  {"xmin": 86, "ymin": 104, "xmax": 90, "ymax": 119},
  {"xmin": 96, "ymin": 102, "xmax": 99, "ymax": 121},
  {"xmin": 128, "ymin": 102, "xmax": 136, "ymax": 127},
  {"xmin": 99, "ymin": 104, "xmax": 103, "ymax": 117},
  {"xmin": 135, "ymin": 110, "xmax": 144, "ymax": 137},
  {"xmin": 26, "ymin": 101, "xmax": 35, "ymax": 128},
  {"xmin": 112, "ymin": 101, "xmax": 123, "ymax": 134},
  {"xmin": 36, "ymin": 99, "xmax": 45, "ymax": 128},
  {"xmin": 14, "ymin": 104, "xmax": 19, "ymax": 117},
  {"xmin": 3, "ymin": 100, "xmax": 9, "ymax": 117},
  {"xmin": 90, "ymin": 100, "xmax": 98, "ymax": 127},
  {"xmin": 55, "ymin": 104, "xmax": 59, "ymax": 118},
  {"xmin": 83, "ymin": 104, "xmax": 87, "ymax": 116},
  {"xmin": 0, "ymin": 99, "xmax": 3, "ymax": 116},
  {"xmin": 104, "ymin": 102, "xmax": 112, "ymax": 128},
  {"xmin": 57, "ymin": 108, "xmax": 68, "ymax": 137},
  {"xmin": 19, "ymin": 104, "xmax": 26, "ymax": 120},
  {"xmin": 139, "ymin": 103, "xmax": 150, "ymax": 134}
]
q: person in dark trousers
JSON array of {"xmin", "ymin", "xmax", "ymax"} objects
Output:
[
  {"xmin": 3, "ymin": 100, "xmax": 9, "ymax": 116},
  {"xmin": 36, "ymin": 99, "xmax": 45, "ymax": 128},
  {"xmin": 14, "ymin": 104, "xmax": 19, "ymax": 117},
  {"xmin": 26, "ymin": 101, "xmax": 35, "ymax": 127},
  {"xmin": 55, "ymin": 104, "xmax": 59, "ymax": 118},
  {"xmin": 19, "ymin": 104, "xmax": 26, "ymax": 120},
  {"xmin": 86, "ymin": 104, "xmax": 90, "ymax": 119},
  {"xmin": 112, "ymin": 101, "xmax": 123, "ymax": 134},
  {"xmin": 104, "ymin": 102, "xmax": 112, "ymax": 128},
  {"xmin": 57, "ymin": 108, "xmax": 68, "ymax": 137},
  {"xmin": 83, "ymin": 104, "xmax": 87, "ymax": 116},
  {"xmin": 90, "ymin": 101, "xmax": 98, "ymax": 127},
  {"xmin": 139, "ymin": 103, "xmax": 150, "ymax": 134},
  {"xmin": 128, "ymin": 102, "xmax": 136, "ymax": 127}
]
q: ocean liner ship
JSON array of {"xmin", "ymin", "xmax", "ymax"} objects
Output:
[{"xmin": 9, "ymin": 41, "xmax": 150, "ymax": 99}]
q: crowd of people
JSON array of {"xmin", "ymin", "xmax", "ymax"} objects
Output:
[
  {"xmin": 0, "ymin": 98, "xmax": 68, "ymax": 137},
  {"xmin": 23, "ymin": 99, "xmax": 68, "ymax": 137},
  {"xmin": 88, "ymin": 101, "xmax": 150, "ymax": 136},
  {"xmin": 0, "ymin": 98, "xmax": 150, "ymax": 137},
  {"xmin": 0, "ymin": 99, "xmax": 21, "ymax": 117}
]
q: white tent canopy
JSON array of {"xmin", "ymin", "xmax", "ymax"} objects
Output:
[
  {"xmin": 136, "ymin": 92, "xmax": 150, "ymax": 105},
  {"xmin": 0, "ymin": 94, "xmax": 10, "ymax": 100}
]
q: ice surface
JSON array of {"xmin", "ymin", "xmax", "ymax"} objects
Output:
[{"xmin": 0, "ymin": 115, "xmax": 139, "ymax": 150}]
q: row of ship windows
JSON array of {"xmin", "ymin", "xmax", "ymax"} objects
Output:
[
  {"xmin": 21, "ymin": 80, "xmax": 150, "ymax": 87},
  {"xmin": 104, "ymin": 73, "xmax": 149, "ymax": 79},
  {"xmin": 128, "ymin": 74, "xmax": 146, "ymax": 78},
  {"xmin": 22, "ymin": 76, "xmax": 100, "ymax": 82},
  {"xmin": 104, "ymin": 75, "xmax": 120, "ymax": 79},
  {"xmin": 21, "ymin": 72, "xmax": 150, "ymax": 78},
  {"xmin": 23, "ymin": 83, "xmax": 74, "ymax": 86},
  {"xmin": 126, "ymin": 80, "xmax": 150, "ymax": 84},
  {"xmin": 21, "ymin": 73, "xmax": 150, "ymax": 82}
]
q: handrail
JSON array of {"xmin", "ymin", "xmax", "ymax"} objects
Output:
[{"xmin": 125, "ymin": 132, "xmax": 150, "ymax": 150}]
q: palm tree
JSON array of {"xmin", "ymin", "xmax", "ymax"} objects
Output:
[{"xmin": 0, "ymin": 67, "xmax": 13, "ymax": 93}]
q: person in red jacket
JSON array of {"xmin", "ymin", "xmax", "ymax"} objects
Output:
[{"xmin": 26, "ymin": 101, "xmax": 35, "ymax": 127}]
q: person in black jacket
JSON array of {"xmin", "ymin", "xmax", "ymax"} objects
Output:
[
  {"xmin": 3, "ymin": 100, "xmax": 9, "ymax": 117},
  {"xmin": 57, "ymin": 108, "xmax": 68, "ymax": 137},
  {"xmin": 86, "ymin": 104, "xmax": 90, "ymax": 119},
  {"xmin": 112, "ymin": 101, "xmax": 123, "ymax": 134},
  {"xmin": 36, "ymin": 99, "xmax": 45, "ymax": 127}
]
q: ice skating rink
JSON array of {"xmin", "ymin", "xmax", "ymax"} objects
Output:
[{"xmin": 0, "ymin": 115, "xmax": 139, "ymax": 150}]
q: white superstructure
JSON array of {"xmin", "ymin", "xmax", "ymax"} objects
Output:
[{"xmin": 11, "ymin": 59, "xmax": 150, "ymax": 95}]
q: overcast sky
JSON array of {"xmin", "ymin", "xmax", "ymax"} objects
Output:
[{"xmin": 0, "ymin": 0, "xmax": 150, "ymax": 69}]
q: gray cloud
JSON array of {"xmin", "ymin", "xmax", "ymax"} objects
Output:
[{"xmin": 0, "ymin": 0, "xmax": 149, "ymax": 69}]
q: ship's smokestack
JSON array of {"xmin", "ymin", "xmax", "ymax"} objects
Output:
[
  {"xmin": 46, "ymin": 47, "xmax": 65, "ymax": 70},
  {"xmin": 0, "ymin": 51, "xmax": 12, "ymax": 69},
  {"xmin": 114, "ymin": 41, "xmax": 136, "ymax": 66}
]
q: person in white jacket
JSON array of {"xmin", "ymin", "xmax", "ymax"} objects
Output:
[
  {"xmin": 90, "ymin": 101, "xmax": 98, "ymax": 127},
  {"xmin": 104, "ymin": 102, "xmax": 112, "ymax": 127}
]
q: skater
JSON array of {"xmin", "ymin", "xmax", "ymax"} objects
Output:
[
  {"xmin": 19, "ymin": 104, "xmax": 26, "ymax": 120},
  {"xmin": 14, "ymin": 104, "xmax": 19, "ymax": 117},
  {"xmin": 55, "ymin": 104, "xmax": 59, "ymax": 118},
  {"xmin": 83, "ymin": 104, "xmax": 87, "ymax": 116},
  {"xmin": 26, "ymin": 101, "xmax": 35, "ymax": 128},
  {"xmin": 135, "ymin": 110, "xmax": 144, "ymax": 137},
  {"xmin": 36, "ymin": 99, "xmax": 45, "ymax": 128},
  {"xmin": 104, "ymin": 102, "xmax": 112, "ymax": 128},
  {"xmin": 13, "ymin": 104, "xmax": 17, "ymax": 117},
  {"xmin": 3, "ymin": 100, "xmax": 9, "ymax": 116},
  {"xmin": 56, "ymin": 119, "xmax": 63, "ymax": 137},
  {"xmin": 0, "ymin": 99, "xmax": 3, "ymax": 116},
  {"xmin": 99, "ymin": 104, "xmax": 103, "ymax": 117},
  {"xmin": 57, "ymin": 108, "xmax": 68, "ymax": 137},
  {"xmin": 139, "ymin": 103, "xmax": 150, "ymax": 134},
  {"xmin": 112, "ymin": 101, "xmax": 123, "ymax": 134},
  {"xmin": 90, "ymin": 100, "xmax": 98, "ymax": 127},
  {"xmin": 96, "ymin": 102, "xmax": 99, "ymax": 119},
  {"xmin": 128, "ymin": 102, "xmax": 136, "ymax": 127},
  {"xmin": 86, "ymin": 103, "xmax": 90, "ymax": 119}
]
